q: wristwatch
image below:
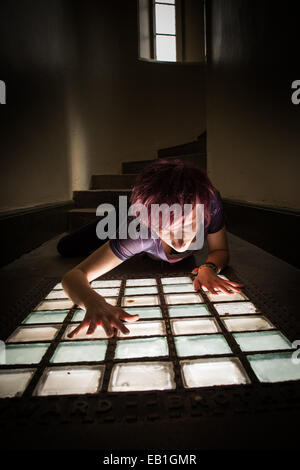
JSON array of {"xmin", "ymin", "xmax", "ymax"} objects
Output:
[{"xmin": 198, "ymin": 262, "xmax": 219, "ymax": 274}]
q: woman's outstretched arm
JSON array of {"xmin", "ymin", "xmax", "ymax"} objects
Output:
[{"xmin": 62, "ymin": 240, "xmax": 139, "ymax": 337}]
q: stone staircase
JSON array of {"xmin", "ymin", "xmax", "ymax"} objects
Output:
[{"xmin": 68, "ymin": 133, "xmax": 207, "ymax": 231}]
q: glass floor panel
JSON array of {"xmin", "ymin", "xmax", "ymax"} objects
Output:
[
  {"xmin": 222, "ymin": 316, "xmax": 275, "ymax": 332},
  {"xmin": 34, "ymin": 299, "xmax": 74, "ymax": 311},
  {"xmin": 0, "ymin": 369, "xmax": 35, "ymax": 398},
  {"xmin": 22, "ymin": 310, "xmax": 69, "ymax": 324},
  {"xmin": 50, "ymin": 340, "xmax": 108, "ymax": 363},
  {"xmin": 93, "ymin": 287, "xmax": 120, "ymax": 297},
  {"xmin": 171, "ymin": 318, "xmax": 220, "ymax": 335},
  {"xmin": 108, "ymin": 362, "xmax": 176, "ymax": 391},
  {"xmin": 161, "ymin": 276, "xmax": 192, "ymax": 284},
  {"xmin": 123, "ymin": 306, "xmax": 163, "ymax": 319},
  {"xmin": 175, "ymin": 334, "xmax": 231, "ymax": 357},
  {"xmin": 115, "ymin": 337, "xmax": 169, "ymax": 359},
  {"xmin": 181, "ymin": 357, "xmax": 250, "ymax": 387},
  {"xmin": 121, "ymin": 295, "xmax": 160, "ymax": 307},
  {"xmin": 206, "ymin": 292, "xmax": 249, "ymax": 302},
  {"xmin": 168, "ymin": 304, "xmax": 211, "ymax": 317},
  {"xmin": 124, "ymin": 286, "xmax": 158, "ymax": 295},
  {"xmin": 71, "ymin": 309, "xmax": 85, "ymax": 322},
  {"xmin": 162, "ymin": 283, "xmax": 195, "ymax": 293},
  {"xmin": 63, "ymin": 324, "xmax": 109, "ymax": 340},
  {"xmin": 214, "ymin": 301, "xmax": 260, "ymax": 316},
  {"xmin": 45, "ymin": 290, "xmax": 68, "ymax": 300},
  {"xmin": 7, "ymin": 325, "xmax": 60, "ymax": 343},
  {"xmin": 126, "ymin": 278, "xmax": 157, "ymax": 286},
  {"xmin": 233, "ymin": 331, "xmax": 292, "ymax": 352},
  {"xmin": 247, "ymin": 352, "xmax": 300, "ymax": 383},
  {"xmin": 91, "ymin": 280, "xmax": 121, "ymax": 288},
  {"xmin": 165, "ymin": 293, "xmax": 204, "ymax": 305},
  {"xmin": 53, "ymin": 283, "xmax": 63, "ymax": 290},
  {"xmin": 34, "ymin": 365, "xmax": 105, "ymax": 396},
  {"xmin": 117, "ymin": 320, "xmax": 166, "ymax": 338},
  {"xmin": 5, "ymin": 343, "xmax": 49, "ymax": 365}
]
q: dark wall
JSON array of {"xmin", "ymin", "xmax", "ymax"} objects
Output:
[
  {"xmin": 206, "ymin": 0, "xmax": 300, "ymax": 210},
  {"xmin": 206, "ymin": 0, "xmax": 300, "ymax": 268}
]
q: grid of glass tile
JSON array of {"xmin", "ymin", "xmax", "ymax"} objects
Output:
[{"xmin": 0, "ymin": 273, "xmax": 299, "ymax": 399}]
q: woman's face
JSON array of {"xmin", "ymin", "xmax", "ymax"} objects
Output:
[{"xmin": 157, "ymin": 204, "xmax": 201, "ymax": 252}]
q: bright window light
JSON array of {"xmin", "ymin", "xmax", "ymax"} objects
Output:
[{"xmin": 154, "ymin": 0, "xmax": 176, "ymax": 62}]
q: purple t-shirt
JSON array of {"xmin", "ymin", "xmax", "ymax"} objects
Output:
[{"xmin": 109, "ymin": 189, "xmax": 225, "ymax": 264}]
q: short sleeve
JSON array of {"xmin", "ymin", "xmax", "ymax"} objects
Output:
[
  {"xmin": 109, "ymin": 218, "xmax": 152, "ymax": 260},
  {"xmin": 207, "ymin": 189, "xmax": 225, "ymax": 234}
]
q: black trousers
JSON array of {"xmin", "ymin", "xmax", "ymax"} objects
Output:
[{"xmin": 57, "ymin": 219, "xmax": 107, "ymax": 257}]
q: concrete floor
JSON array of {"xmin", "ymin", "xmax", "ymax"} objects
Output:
[{"xmin": 0, "ymin": 230, "xmax": 299, "ymax": 323}]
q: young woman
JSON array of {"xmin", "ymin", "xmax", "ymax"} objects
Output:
[{"xmin": 59, "ymin": 159, "xmax": 243, "ymax": 338}]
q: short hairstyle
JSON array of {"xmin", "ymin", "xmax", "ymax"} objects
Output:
[{"xmin": 130, "ymin": 159, "xmax": 217, "ymax": 230}]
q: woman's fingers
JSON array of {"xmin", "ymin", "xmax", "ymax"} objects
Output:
[
  {"xmin": 193, "ymin": 277, "xmax": 201, "ymax": 291},
  {"xmin": 111, "ymin": 317, "xmax": 130, "ymax": 335},
  {"xmin": 86, "ymin": 320, "xmax": 97, "ymax": 335},
  {"xmin": 67, "ymin": 320, "xmax": 89, "ymax": 338},
  {"xmin": 101, "ymin": 317, "xmax": 114, "ymax": 337}
]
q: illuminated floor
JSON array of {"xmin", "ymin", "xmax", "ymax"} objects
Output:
[
  {"xmin": 0, "ymin": 233, "xmax": 300, "ymax": 449},
  {"xmin": 1, "ymin": 272, "xmax": 299, "ymax": 399}
]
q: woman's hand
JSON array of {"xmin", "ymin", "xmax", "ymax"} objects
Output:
[
  {"xmin": 193, "ymin": 267, "xmax": 244, "ymax": 295},
  {"xmin": 67, "ymin": 296, "xmax": 140, "ymax": 339}
]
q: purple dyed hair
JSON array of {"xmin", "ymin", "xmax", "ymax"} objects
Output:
[{"xmin": 130, "ymin": 159, "xmax": 217, "ymax": 230}]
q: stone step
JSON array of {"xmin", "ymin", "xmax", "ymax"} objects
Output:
[
  {"xmin": 159, "ymin": 153, "xmax": 207, "ymax": 171},
  {"xmin": 68, "ymin": 208, "xmax": 98, "ymax": 231},
  {"xmin": 73, "ymin": 189, "xmax": 132, "ymax": 208},
  {"xmin": 68, "ymin": 206, "xmax": 128, "ymax": 231},
  {"xmin": 122, "ymin": 159, "xmax": 156, "ymax": 174},
  {"xmin": 90, "ymin": 174, "xmax": 137, "ymax": 190},
  {"xmin": 157, "ymin": 138, "xmax": 206, "ymax": 158}
]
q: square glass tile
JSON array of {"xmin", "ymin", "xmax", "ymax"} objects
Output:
[
  {"xmin": 34, "ymin": 365, "xmax": 105, "ymax": 396},
  {"xmin": 214, "ymin": 301, "xmax": 260, "ymax": 316},
  {"xmin": 233, "ymin": 331, "xmax": 292, "ymax": 352},
  {"xmin": 115, "ymin": 337, "xmax": 169, "ymax": 359},
  {"xmin": 7, "ymin": 325, "xmax": 60, "ymax": 343},
  {"xmin": 163, "ymin": 283, "xmax": 195, "ymax": 293},
  {"xmin": 94, "ymin": 287, "xmax": 119, "ymax": 297},
  {"xmin": 123, "ymin": 306, "xmax": 162, "ymax": 319},
  {"xmin": 91, "ymin": 280, "xmax": 121, "ymax": 288},
  {"xmin": 34, "ymin": 299, "xmax": 74, "ymax": 311},
  {"xmin": 222, "ymin": 316, "xmax": 274, "ymax": 332},
  {"xmin": 181, "ymin": 357, "xmax": 250, "ymax": 387},
  {"xmin": 63, "ymin": 323, "xmax": 109, "ymax": 340},
  {"xmin": 124, "ymin": 286, "xmax": 158, "ymax": 295},
  {"xmin": 45, "ymin": 290, "xmax": 68, "ymax": 300},
  {"xmin": 50, "ymin": 340, "xmax": 108, "ymax": 363},
  {"xmin": 247, "ymin": 352, "xmax": 300, "ymax": 383},
  {"xmin": 22, "ymin": 310, "xmax": 69, "ymax": 324},
  {"xmin": 53, "ymin": 282, "xmax": 63, "ymax": 290},
  {"xmin": 206, "ymin": 292, "xmax": 248, "ymax": 302},
  {"xmin": 168, "ymin": 304, "xmax": 211, "ymax": 318},
  {"xmin": 5, "ymin": 343, "xmax": 49, "ymax": 365},
  {"xmin": 171, "ymin": 318, "xmax": 220, "ymax": 335},
  {"xmin": 118, "ymin": 320, "xmax": 166, "ymax": 338},
  {"xmin": 175, "ymin": 334, "xmax": 231, "ymax": 357},
  {"xmin": 161, "ymin": 276, "xmax": 191, "ymax": 284},
  {"xmin": 121, "ymin": 295, "xmax": 160, "ymax": 307},
  {"xmin": 0, "ymin": 369, "xmax": 35, "ymax": 398},
  {"xmin": 165, "ymin": 293, "xmax": 204, "ymax": 305},
  {"xmin": 126, "ymin": 278, "xmax": 157, "ymax": 286},
  {"xmin": 108, "ymin": 361, "xmax": 176, "ymax": 391},
  {"xmin": 71, "ymin": 309, "xmax": 85, "ymax": 322}
]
